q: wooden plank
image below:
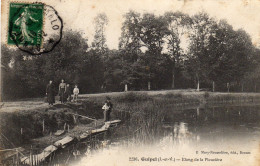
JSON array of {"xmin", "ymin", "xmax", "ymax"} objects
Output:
[
  {"xmin": 91, "ymin": 119, "xmax": 121, "ymax": 133},
  {"xmin": 54, "ymin": 136, "xmax": 74, "ymax": 147},
  {"xmin": 101, "ymin": 123, "xmax": 110, "ymax": 130},
  {"xmin": 79, "ymin": 132, "xmax": 91, "ymax": 140},
  {"xmin": 69, "ymin": 113, "xmax": 96, "ymax": 121},
  {"xmin": 91, "ymin": 128, "xmax": 107, "ymax": 134},
  {"xmin": 38, "ymin": 145, "xmax": 57, "ymax": 161},
  {"xmin": 54, "ymin": 130, "xmax": 65, "ymax": 136},
  {"xmin": 21, "ymin": 145, "xmax": 57, "ymax": 165},
  {"xmin": 105, "ymin": 120, "xmax": 121, "ymax": 124},
  {"xmin": 20, "ymin": 119, "xmax": 121, "ymax": 164}
]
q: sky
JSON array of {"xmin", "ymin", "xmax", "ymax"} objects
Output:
[{"xmin": 2, "ymin": 0, "xmax": 260, "ymax": 49}]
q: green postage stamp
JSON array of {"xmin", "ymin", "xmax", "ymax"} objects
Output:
[
  {"xmin": 7, "ymin": 2, "xmax": 62, "ymax": 55},
  {"xmin": 8, "ymin": 3, "xmax": 44, "ymax": 47}
]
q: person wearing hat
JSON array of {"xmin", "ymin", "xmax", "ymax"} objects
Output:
[{"xmin": 102, "ymin": 97, "xmax": 113, "ymax": 122}]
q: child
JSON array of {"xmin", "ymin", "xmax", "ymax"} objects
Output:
[
  {"xmin": 73, "ymin": 85, "xmax": 79, "ymax": 102},
  {"xmin": 102, "ymin": 102, "xmax": 109, "ymax": 122},
  {"xmin": 102, "ymin": 97, "xmax": 113, "ymax": 122}
]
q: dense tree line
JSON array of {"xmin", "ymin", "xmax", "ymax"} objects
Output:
[{"xmin": 1, "ymin": 11, "xmax": 260, "ymax": 100}]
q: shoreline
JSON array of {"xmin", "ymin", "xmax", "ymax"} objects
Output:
[{"xmin": 1, "ymin": 90, "xmax": 260, "ymax": 164}]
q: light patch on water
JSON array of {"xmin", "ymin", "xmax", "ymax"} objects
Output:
[
  {"xmin": 74, "ymin": 121, "xmax": 260, "ymax": 166},
  {"xmin": 74, "ymin": 141, "xmax": 259, "ymax": 166}
]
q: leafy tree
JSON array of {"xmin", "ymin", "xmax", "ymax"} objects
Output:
[
  {"xmin": 139, "ymin": 13, "xmax": 171, "ymax": 89},
  {"xmin": 207, "ymin": 20, "xmax": 253, "ymax": 91},
  {"xmin": 81, "ymin": 49, "xmax": 104, "ymax": 93},
  {"xmin": 119, "ymin": 11, "xmax": 148, "ymax": 90},
  {"xmin": 186, "ymin": 12, "xmax": 216, "ymax": 90},
  {"xmin": 1, "ymin": 45, "xmax": 28, "ymax": 100},
  {"xmin": 42, "ymin": 31, "xmax": 88, "ymax": 86},
  {"xmin": 164, "ymin": 12, "xmax": 192, "ymax": 88},
  {"xmin": 119, "ymin": 12, "xmax": 173, "ymax": 90},
  {"xmin": 2, "ymin": 10, "xmax": 259, "ymax": 100},
  {"xmin": 119, "ymin": 11, "xmax": 142, "ymax": 61},
  {"xmin": 92, "ymin": 13, "xmax": 109, "ymax": 55}
]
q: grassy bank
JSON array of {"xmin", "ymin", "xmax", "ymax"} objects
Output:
[{"xmin": 0, "ymin": 101, "xmax": 104, "ymax": 149}]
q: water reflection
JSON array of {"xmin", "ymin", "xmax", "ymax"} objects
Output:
[
  {"xmin": 160, "ymin": 122, "xmax": 196, "ymax": 148},
  {"xmin": 75, "ymin": 105, "xmax": 260, "ymax": 166}
]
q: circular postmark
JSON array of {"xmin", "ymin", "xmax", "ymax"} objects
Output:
[{"xmin": 8, "ymin": 3, "xmax": 63, "ymax": 55}]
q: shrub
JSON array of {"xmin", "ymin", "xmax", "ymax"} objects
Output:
[
  {"xmin": 164, "ymin": 92, "xmax": 182, "ymax": 99},
  {"xmin": 115, "ymin": 92, "xmax": 151, "ymax": 102},
  {"xmin": 204, "ymin": 92, "xmax": 210, "ymax": 99}
]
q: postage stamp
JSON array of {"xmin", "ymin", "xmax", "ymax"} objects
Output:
[
  {"xmin": 7, "ymin": 2, "xmax": 63, "ymax": 55},
  {"xmin": 8, "ymin": 3, "xmax": 43, "ymax": 47}
]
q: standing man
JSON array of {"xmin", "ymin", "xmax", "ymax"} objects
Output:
[
  {"xmin": 46, "ymin": 80, "xmax": 55, "ymax": 105},
  {"xmin": 59, "ymin": 79, "xmax": 66, "ymax": 103}
]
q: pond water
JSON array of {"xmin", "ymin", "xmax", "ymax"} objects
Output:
[{"xmin": 75, "ymin": 105, "xmax": 260, "ymax": 166}]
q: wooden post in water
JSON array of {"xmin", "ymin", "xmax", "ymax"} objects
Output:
[
  {"xmin": 73, "ymin": 115, "xmax": 77, "ymax": 124},
  {"xmin": 64, "ymin": 123, "xmax": 67, "ymax": 131},
  {"xmin": 30, "ymin": 146, "xmax": 32, "ymax": 166},
  {"xmin": 16, "ymin": 149, "xmax": 19, "ymax": 166}
]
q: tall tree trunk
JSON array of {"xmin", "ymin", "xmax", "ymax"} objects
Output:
[
  {"xmin": 227, "ymin": 83, "xmax": 230, "ymax": 92},
  {"xmin": 124, "ymin": 84, "xmax": 128, "ymax": 92},
  {"xmin": 241, "ymin": 83, "xmax": 244, "ymax": 92},
  {"xmin": 171, "ymin": 58, "xmax": 175, "ymax": 89},
  {"xmin": 196, "ymin": 73, "xmax": 200, "ymax": 91},
  {"xmin": 171, "ymin": 73, "xmax": 175, "ymax": 89},
  {"xmin": 197, "ymin": 80, "xmax": 200, "ymax": 91},
  {"xmin": 148, "ymin": 81, "xmax": 151, "ymax": 90},
  {"xmin": 212, "ymin": 81, "xmax": 215, "ymax": 92}
]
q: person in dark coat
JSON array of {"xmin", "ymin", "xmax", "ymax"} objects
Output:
[
  {"xmin": 106, "ymin": 97, "xmax": 113, "ymax": 121},
  {"xmin": 65, "ymin": 84, "xmax": 72, "ymax": 102},
  {"xmin": 46, "ymin": 80, "xmax": 55, "ymax": 105}
]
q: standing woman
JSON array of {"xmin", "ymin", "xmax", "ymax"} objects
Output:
[
  {"xmin": 59, "ymin": 79, "xmax": 66, "ymax": 103},
  {"xmin": 46, "ymin": 80, "xmax": 55, "ymax": 105}
]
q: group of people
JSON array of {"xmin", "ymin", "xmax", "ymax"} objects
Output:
[
  {"xmin": 46, "ymin": 80, "xmax": 113, "ymax": 122},
  {"xmin": 46, "ymin": 79, "xmax": 80, "ymax": 105}
]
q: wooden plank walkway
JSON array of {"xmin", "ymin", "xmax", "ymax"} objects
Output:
[{"xmin": 20, "ymin": 119, "xmax": 121, "ymax": 165}]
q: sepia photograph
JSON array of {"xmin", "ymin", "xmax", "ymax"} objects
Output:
[{"xmin": 0, "ymin": 0, "xmax": 260, "ymax": 165}]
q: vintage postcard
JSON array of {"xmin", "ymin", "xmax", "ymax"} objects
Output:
[{"xmin": 1, "ymin": 0, "xmax": 260, "ymax": 165}]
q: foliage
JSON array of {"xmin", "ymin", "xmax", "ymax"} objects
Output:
[
  {"xmin": 92, "ymin": 13, "xmax": 109, "ymax": 55},
  {"xmin": 1, "ymin": 10, "xmax": 260, "ymax": 100}
]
